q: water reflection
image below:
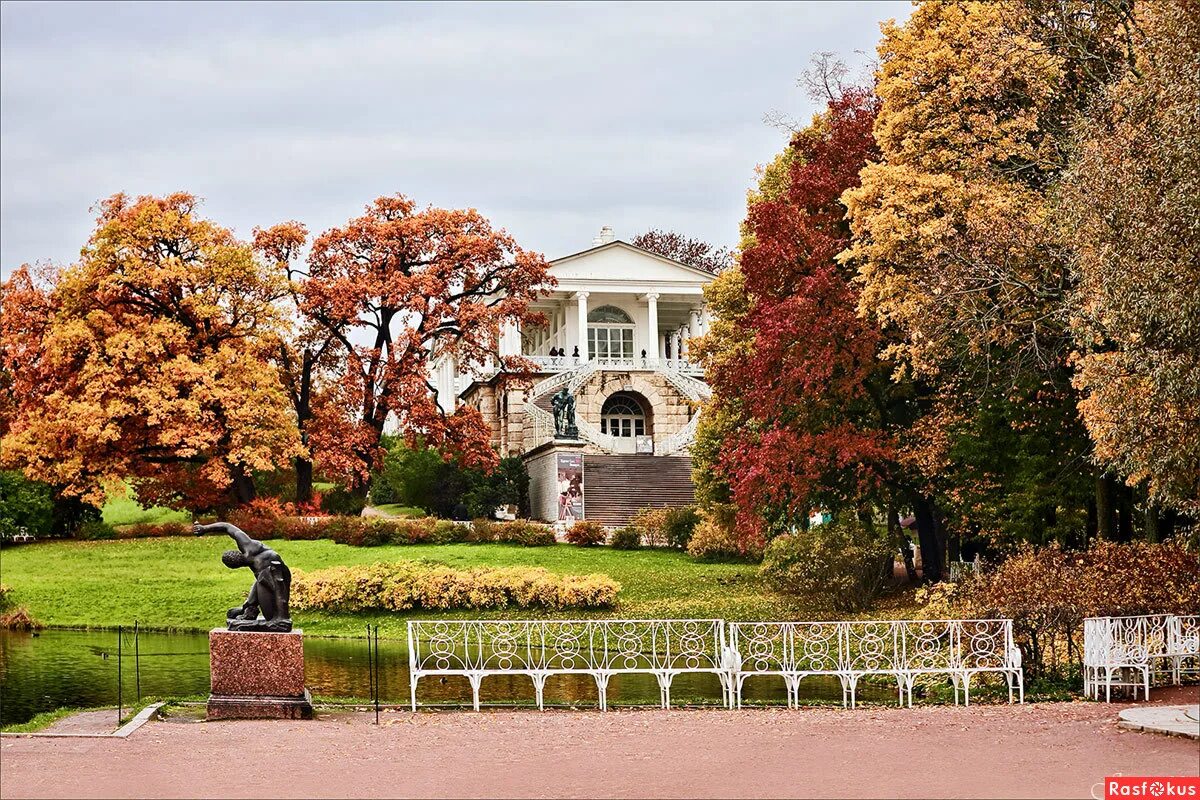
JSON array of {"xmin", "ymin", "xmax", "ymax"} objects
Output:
[{"xmin": 0, "ymin": 629, "xmax": 890, "ymax": 726}]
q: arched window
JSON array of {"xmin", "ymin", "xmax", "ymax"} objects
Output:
[
  {"xmin": 600, "ymin": 392, "xmax": 646, "ymax": 437},
  {"xmin": 588, "ymin": 305, "xmax": 634, "ymax": 360}
]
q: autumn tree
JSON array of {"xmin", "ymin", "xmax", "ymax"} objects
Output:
[
  {"xmin": 298, "ymin": 195, "xmax": 553, "ymax": 496},
  {"xmin": 630, "ymin": 229, "xmax": 732, "ymax": 273},
  {"xmin": 251, "ymin": 222, "xmax": 342, "ymax": 506},
  {"xmin": 1061, "ymin": 0, "xmax": 1200, "ymax": 520},
  {"xmin": 842, "ymin": 1, "xmax": 1148, "ymax": 545},
  {"xmin": 0, "ymin": 193, "xmax": 301, "ymax": 509}
]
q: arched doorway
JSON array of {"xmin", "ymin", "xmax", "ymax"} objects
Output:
[{"xmin": 600, "ymin": 391, "xmax": 651, "ymax": 439}]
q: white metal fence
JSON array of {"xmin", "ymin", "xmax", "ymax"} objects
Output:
[
  {"xmin": 407, "ymin": 617, "xmax": 1022, "ymax": 711},
  {"xmin": 728, "ymin": 619, "xmax": 1022, "ymax": 708},
  {"xmin": 1083, "ymin": 614, "xmax": 1200, "ymax": 701},
  {"xmin": 408, "ymin": 619, "xmax": 731, "ymax": 711}
]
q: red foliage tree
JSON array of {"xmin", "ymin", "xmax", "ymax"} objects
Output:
[
  {"xmin": 298, "ymin": 195, "xmax": 554, "ymax": 495},
  {"xmin": 713, "ymin": 87, "xmax": 927, "ymax": 561}
]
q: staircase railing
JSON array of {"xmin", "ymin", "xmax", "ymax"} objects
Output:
[{"xmin": 658, "ymin": 410, "xmax": 702, "ymax": 456}]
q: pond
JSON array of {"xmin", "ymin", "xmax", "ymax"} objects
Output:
[{"xmin": 0, "ymin": 629, "xmax": 891, "ymax": 726}]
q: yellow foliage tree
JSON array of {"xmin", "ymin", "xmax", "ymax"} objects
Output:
[{"xmin": 1, "ymin": 193, "xmax": 302, "ymax": 508}]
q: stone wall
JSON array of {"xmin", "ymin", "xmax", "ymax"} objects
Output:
[{"xmin": 465, "ymin": 370, "xmax": 700, "ymax": 458}]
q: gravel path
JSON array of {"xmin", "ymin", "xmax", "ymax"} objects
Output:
[{"xmin": 3, "ymin": 687, "xmax": 1197, "ymax": 799}]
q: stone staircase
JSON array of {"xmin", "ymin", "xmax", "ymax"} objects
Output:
[{"xmin": 583, "ymin": 454, "xmax": 695, "ymax": 527}]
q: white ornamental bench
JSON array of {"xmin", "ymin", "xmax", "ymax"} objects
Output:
[
  {"xmin": 728, "ymin": 619, "xmax": 1023, "ymax": 708},
  {"xmin": 1084, "ymin": 614, "xmax": 1200, "ymax": 702},
  {"xmin": 408, "ymin": 619, "xmax": 732, "ymax": 711}
]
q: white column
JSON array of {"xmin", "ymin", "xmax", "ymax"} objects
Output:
[
  {"xmin": 688, "ymin": 308, "xmax": 701, "ymax": 339},
  {"xmin": 575, "ymin": 291, "xmax": 590, "ymax": 361},
  {"xmin": 500, "ymin": 320, "xmax": 521, "ymax": 357},
  {"xmin": 676, "ymin": 329, "xmax": 687, "ymax": 358},
  {"xmin": 659, "ymin": 332, "xmax": 667, "ymax": 359},
  {"xmin": 643, "ymin": 292, "xmax": 659, "ymax": 360}
]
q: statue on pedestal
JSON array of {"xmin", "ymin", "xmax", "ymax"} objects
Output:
[
  {"xmin": 195, "ymin": 521, "xmax": 293, "ymax": 633},
  {"xmin": 551, "ymin": 386, "xmax": 579, "ymax": 439}
]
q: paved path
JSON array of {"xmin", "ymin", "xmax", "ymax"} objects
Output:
[{"xmin": 3, "ymin": 687, "xmax": 1198, "ymax": 799}]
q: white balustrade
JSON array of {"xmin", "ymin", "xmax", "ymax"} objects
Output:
[
  {"xmin": 1083, "ymin": 614, "xmax": 1200, "ymax": 702},
  {"xmin": 408, "ymin": 619, "xmax": 731, "ymax": 711},
  {"xmin": 408, "ymin": 617, "xmax": 1024, "ymax": 711},
  {"xmin": 728, "ymin": 619, "xmax": 1023, "ymax": 709}
]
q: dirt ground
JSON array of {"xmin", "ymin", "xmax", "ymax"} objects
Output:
[{"xmin": 2, "ymin": 687, "xmax": 1197, "ymax": 800}]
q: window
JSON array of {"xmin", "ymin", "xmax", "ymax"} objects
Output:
[
  {"xmin": 588, "ymin": 305, "xmax": 634, "ymax": 360},
  {"xmin": 600, "ymin": 393, "xmax": 646, "ymax": 438}
]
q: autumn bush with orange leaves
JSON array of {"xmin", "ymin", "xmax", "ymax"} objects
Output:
[{"xmin": 919, "ymin": 541, "xmax": 1200, "ymax": 676}]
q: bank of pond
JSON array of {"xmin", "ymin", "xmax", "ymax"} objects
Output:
[{"xmin": 0, "ymin": 628, "xmax": 896, "ymax": 727}]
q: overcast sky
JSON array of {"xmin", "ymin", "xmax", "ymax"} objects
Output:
[{"xmin": 1, "ymin": 1, "xmax": 910, "ymax": 276}]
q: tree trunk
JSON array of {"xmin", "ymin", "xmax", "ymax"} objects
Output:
[
  {"xmin": 1117, "ymin": 483, "xmax": 1133, "ymax": 542},
  {"xmin": 913, "ymin": 496, "xmax": 944, "ymax": 584},
  {"xmin": 1096, "ymin": 473, "xmax": 1116, "ymax": 540},
  {"xmin": 231, "ymin": 471, "xmax": 257, "ymax": 505},
  {"xmin": 295, "ymin": 457, "xmax": 314, "ymax": 506},
  {"xmin": 1085, "ymin": 495, "xmax": 1097, "ymax": 546},
  {"xmin": 1145, "ymin": 502, "xmax": 1160, "ymax": 544}
]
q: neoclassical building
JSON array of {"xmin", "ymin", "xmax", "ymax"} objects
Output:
[{"xmin": 432, "ymin": 228, "xmax": 715, "ymax": 525}]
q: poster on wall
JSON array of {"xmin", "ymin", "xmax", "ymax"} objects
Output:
[{"xmin": 556, "ymin": 453, "xmax": 584, "ymax": 521}]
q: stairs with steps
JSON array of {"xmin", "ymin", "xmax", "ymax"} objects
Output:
[{"xmin": 583, "ymin": 454, "xmax": 695, "ymax": 527}]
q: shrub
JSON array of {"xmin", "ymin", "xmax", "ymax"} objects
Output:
[
  {"xmin": 465, "ymin": 519, "xmax": 555, "ymax": 546},
  {"xmin": 319, "ymin": 487, "xmax": 366, "ymax": 517},
  {"xmin": 760, "ymin": 519, "xmax": 893, "ymax": 612},
  {"xmin": 687, "ymin": 506, "xmax": 761, "ymax": 561},
  {"xmin": 430, "ymin": 519, "xmax": 467, "ymax": 545},
  {"xmin": 76, "ymin": 520, "xmax": 117, "ymax": 540},
  {"xmin": 566, "ymin": 520, "xmax": 606, "ymax": 547},
  {"xmin": 931, "ymin": 541, "xmax": 1200, "ymax": 677},
  {"xmin": 225, "ymin": 497, "xmax": 289, "ymax": 537},
  {"xmin": 609, "ymin": 526, "xmax": 641, "ymax": 550},
  {"xmin": 116, "ymin": 522, "xmax": 190, "ymax": 538},
  {"xmin": 292, "ymin": 561, "xmax": 620, "ymax": 611},
  {"xmin": 632, "ymin": 504, "xmax": 699, "ymax": 549},
  {"xmin": 0, "ymin": 605, "xmax": 44, "ymax": 631}
]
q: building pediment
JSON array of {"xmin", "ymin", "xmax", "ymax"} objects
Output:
[{"xmin": 548, "ymin": 241, "xmax": 716, "ymax": 288}]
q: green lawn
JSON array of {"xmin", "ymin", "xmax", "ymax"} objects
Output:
[
  {"xmin": 100, "ymin": 492, "xmax": 191, "ymax": 527},
  {"xmin": 0, "ymin": 537, "xmax": 836, "ymax": 637},
  {"xmin": 369, "ymin": 504, "xmax": 425, "ymax": 518}
]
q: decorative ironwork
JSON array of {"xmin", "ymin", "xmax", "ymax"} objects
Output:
[
  {"xmin": 1083, "ymin": 614, "xmax": 1200, "ymax": 702},
  {"xmin": 410, "ymin": 617, "xmax": 1024, "ymax": 711},
  {"xmin": 727, "ymin": 619, "xmax": 1022, "ymax": 709},
  {"xmin": 408, "ymin": 619, "xmax": 729, "ymax": 711}
]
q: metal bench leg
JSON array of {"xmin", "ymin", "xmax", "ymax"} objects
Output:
[
  {"xmin": 410, "ymin": 676, "xmax": 419, "ymax": 712},
  {"xmin": 950, "ymin": 673, "xmax": 961, "ymax": 706},
  {"xmin": 655, "ymin": 672, "xmax": 674, "ymax": 709},
  {"xmin": 1105, "ymin": 668, "xmax": 1113, "ymax": 703},
  {"xmin": 963, "ymin": 672, "xmax": 971, "ymax": 707},
  {"xmin": 531, "ymin": 673, "xmax": 548, "ymax": 711},
  {"xmin": 594, "ymin": 673, "xmax": 612, "ymax": 712},
  {"xmin": 896, "ymin": 675, "xmax": 905, "ymax": 708},
  {"xmin": 848, "ymin": 675, "xmax": 859, "ymax": 710},
  {"xmin": 468, "ymin": 673, "xmax": 483, "ymax": 712},
  {"xmin": 736, "ymin": 674, "xmax": 749, "ymax": 710}
]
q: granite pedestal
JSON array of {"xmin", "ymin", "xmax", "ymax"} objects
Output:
[{"xmin": 207, "ymin": 629, "xmax": 314, "ymax": 720}]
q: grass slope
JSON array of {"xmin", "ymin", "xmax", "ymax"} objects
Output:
[
  {"xmin": 100, "ymin": 494, "xmax": 191, "ymax": 527},
  {"xmin": 0, "ymin": 537, "xmax": 832, "ymax": 637}
]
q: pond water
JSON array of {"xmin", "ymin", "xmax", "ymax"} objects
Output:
[{"xmin": 0, "ymin": 629, "xmax": 890, "ymax": 726}]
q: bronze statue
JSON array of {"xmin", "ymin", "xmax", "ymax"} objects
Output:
[
  {"xmin": 195, "ymin": 521, "xmax": 293, "ymax": 633},
  {"xmin": 551, "ymin": 386, "xmax": 579, "ymax": 439}
]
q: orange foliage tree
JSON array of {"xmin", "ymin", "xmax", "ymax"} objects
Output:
[
  {"xmin": 297, "ymin": 195, "xmax": 554, "ymax": 496},
  {"xmin": 0, "ymin": 193, "xmax": 301, "ymax": 509}
]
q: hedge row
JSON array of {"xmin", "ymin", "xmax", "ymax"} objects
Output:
[
  {"xmin": 113, "ymin": 517, "xmax": 557, "ymax": 547},
  {"xmin": 292, "ymin": 562, "xmax": 620, "ymax": 611}
]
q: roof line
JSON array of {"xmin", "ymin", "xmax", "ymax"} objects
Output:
[{"xmin": 548, "ymin": 240, "xmax": 717, "ymax": 279}]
